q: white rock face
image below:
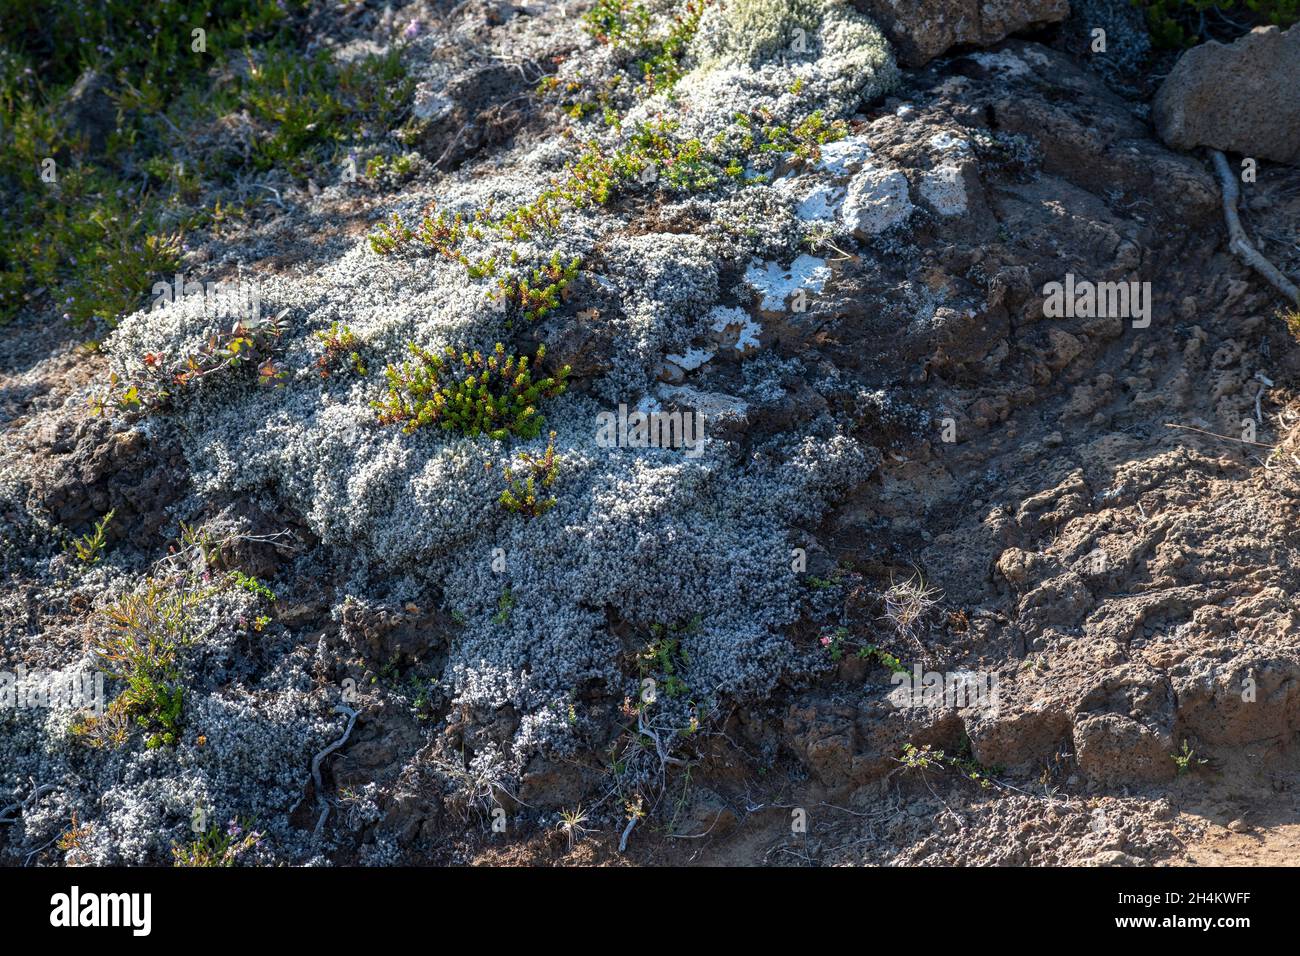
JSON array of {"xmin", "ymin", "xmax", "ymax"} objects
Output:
[
  {"xmin": 816, "ymin": 135, "xmax": 874, "ymax": 176},
  {"xmin": 793, "ymin": 183, "xmax": 846, "ymax": 222},
  {"xmin": 744, "ymin": 255, "xmax": 832, "ymax": 312},
  {"xmin": 840, "ymin": 164, "xmax": 913, "ymax": 235},
  {"xmin": 919, "ymin": 163, "xmax": 968, "ymax": 217},
  {"xmin": 708, "ymin": 305, "xmax": 762, "ymax": 355}
]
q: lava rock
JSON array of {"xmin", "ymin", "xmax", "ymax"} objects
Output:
[{"xmin": 1153, "ymin": 25, "xmax": 1300, "ymax": 165}]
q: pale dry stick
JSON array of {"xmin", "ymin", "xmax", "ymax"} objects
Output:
[
  {"xmin": 311, "ymin": 704, "xmax": 359, "ymax": 841},
  {"xmin": 1165, "ymin": 422, "xmax": 1274, "ymax": 448},
  {"xmin": 618, "ymin": 813, "xmax": 638, "ymax": 853},
  {"xmin": 1211, "ymin": 149, "xmax": 1300, "ymax": 307}
]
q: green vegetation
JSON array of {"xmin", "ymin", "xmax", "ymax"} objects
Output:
[
  {"xmin": 1137, "ymin": 0, "xmax": 1299, "ymax": 48},
  {"xmin": 229, "ymin": 570, "xmax": 275, "ymax": 602},
  {"xmin": 898, "ymin": 742, "xmax": 1000, "ymax": 790},
  {"xmin": 819, "ymin": 626, "xmax": 908, "ymax": 671},
  {"xmin": 94, "ymin": 311, "xmax": 289, "ymax": 415},
  {"xmin": 493, "ymin": 588, "xmax": 516, "ymax": 625},
  {"xmin": 69, "ymin": 509, "xmax": 115, "ymax": 564},
  {"xmin": 495, "ymin": 253, "xmax": 582, "ymax": 323},
  {"xmin": 499, "ymin": 431, "xmax": 560, "ymax": 517},
  {"xmin": 84, "ymin": 577, "xmax": 208, "ymax": 749},
  {"xmin": 313, "ymin": 322, "xmax": 367, "ymax": 378},
  {"xmin": 373, "ymin": 342, "xmax": 570, "ymax": 440},
  {"xmin": 0, "ymin": 0, "xmax": 413, "ymax": 326},
  {"xmin": 582, "ymin": 0, "xmax": 706, "ymax": 94},
  {"xmin": 639, "ymin": 619, "xmax": 699, "ymax": 701},
  {"xmin": 172, "ymin": 818, "xmax": 263, "ymax": 866},
  {"xmin": 1173, "ymin": 738, "xmax": 1208, "ymax": 775}
]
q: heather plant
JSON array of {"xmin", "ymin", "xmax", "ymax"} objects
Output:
[
  {"xmin": 495, "ymin": 253, "xmax": 582, "ymax": 322},
  {"xmin": 499, "ymin": 431, "xmax": 560, "ymax": 517},
  {"xmin": 172, "ymin": 818, "xmax": 264, "ymax": 867},
  {"xmin": 373, "ymin": 342, "xmax": 570, "ymax": 440},
  {"xmin": 89, "ymin": 577, "xmax": 208, "ymax": 749},
  {"xmin": 313, "ymin": 322, "xmax": 367, "ymax": 378}
]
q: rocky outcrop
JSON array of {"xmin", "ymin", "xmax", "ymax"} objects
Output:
[
  {"xmin": 1154, "ymin": 25, "xmax": 1300, "ymax": 165},
  {"xmin": 852, "ymin": 0, "xmax": 1070, "ymax": 67}
]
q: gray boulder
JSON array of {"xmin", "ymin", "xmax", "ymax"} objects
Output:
[
  {"xmin": 851, "ymin": 0, "xmax": 1070, "ymax": 67},
  {"xmin": 1153, "ymin": 25, "xmax": 1300, "ymax": 165}
]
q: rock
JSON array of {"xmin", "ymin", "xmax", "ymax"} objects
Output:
[
  {"xmin": 852, "ymin": 0, "xmax": 1070, "ymax": 67},
  {"xmin": 1083, "ymin": 850, "xmax": 1145, "ymax": 867},
  {"xmin": 59, "ymin": 70, "xmax": 116, "ymax": 155},
  {"xmin": 841, "ymin": 164, "xmax": 913, "ymax": 236},
  {"xmin": 1153, "ymin": 25, "xmax": 1300, "ymax": 165},
  {"xmin": 918, "ymin": 163, "xmax": 968, "ymax": 217},
  {"xmin": 1074, "ymin": 713, "xmax": 1176, "ymax": 785}
]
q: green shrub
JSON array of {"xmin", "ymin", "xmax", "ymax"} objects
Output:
[
  {"xmin": 1137, "ymin": 0, "xmax": 1299, "ymax": 48},
  {"xmin": 90, "ymin": 578, "xmax": 207, "ymax": 748},
  {"xmin": 373, "ymin": 342, "xmax": 570, "ymax": 440},
  {"xmin": 499, "ymin": 431, "xmax": 560, "ymax": 517}
]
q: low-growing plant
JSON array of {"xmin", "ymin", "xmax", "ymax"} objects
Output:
[
  {"xmin": 95, "ymin": 311, "xmax": 290, "ymax": 416},
  {"xmin": 1138, "ymin": 0, "xmax": 1299, "ymax": 48},
  {"xmin": 172, "ymin": 818, "xmax": 264, "ymax": 867},
  {"xmin": 373, "ymin": 342, "xmax": 569, "ymax": 440},
  {"xmin": 88, "ymin": 576, "xmax": 209, "ymax": 748},
  {"xmin": 639, "ymin": 619, "xmax": 697, "ymax": 701},
  {"xmin": 818, "ymin": 626, "xmax": 907, "ymax": 672},
  {"xmin": 69, "ymin": 509, "xmax": 115, "ymax": 565},
  {"xmin": 492, "ymin": 588, "xmax": 516, "ymax": 625},
  {"xmin": 1173, "ymin": 739, "xmax": 1208, "ymax": 775},
  {"xmin": 499, "ymin": 431, "xmax": 560, "ymax": 517},
  {"xmin": 229, "ymin": 570, "xmax": 276, "ymax": 602},
  {"xmin": 882, "ymin": 571, "xmax": 943, "ymax": 650},
  {"xmin": 313, "ymin": 321, "xmax": 367, "ymax": 378},
  {"xmin": 495, "ymin": 253, "xmax": 581, "ymax": 322}
]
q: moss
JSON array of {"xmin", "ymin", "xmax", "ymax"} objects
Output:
[{"xmin": 702, "ymin": 0, "xmax": 822, "ymax": 67}]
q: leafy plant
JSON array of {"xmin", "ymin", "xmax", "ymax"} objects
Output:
[
  {"xmin": 95, "ymin": 311, "xmax": 289, "ymax": 415},
  {"xmin": 313, "ymin": 321, "xmax": 367, "ymax": 378},
  {"xmin": 88, "ymin": 577, "xmax": 209, "ymax": 748},
  {"xmin": 499, "ymin": 431, "xmax": 560, "ymax": 517},
  {"xmin": 172, "ymin": 817, "xmax": 264, "ymax": 867},
  {"xmin": 229, "ymin": 570, "xmax": 275, "ymax": 602},
  {"xmin": 1173, "ymin": 739, "xmax": 1208, "ymax": 775},
  {"xmin": 69, "ymin": 509, "xmax": 116, "ymax": 564},
  {"xmin": 373, "ymin": 342, "xmax": 569, "ymax": 440}
]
